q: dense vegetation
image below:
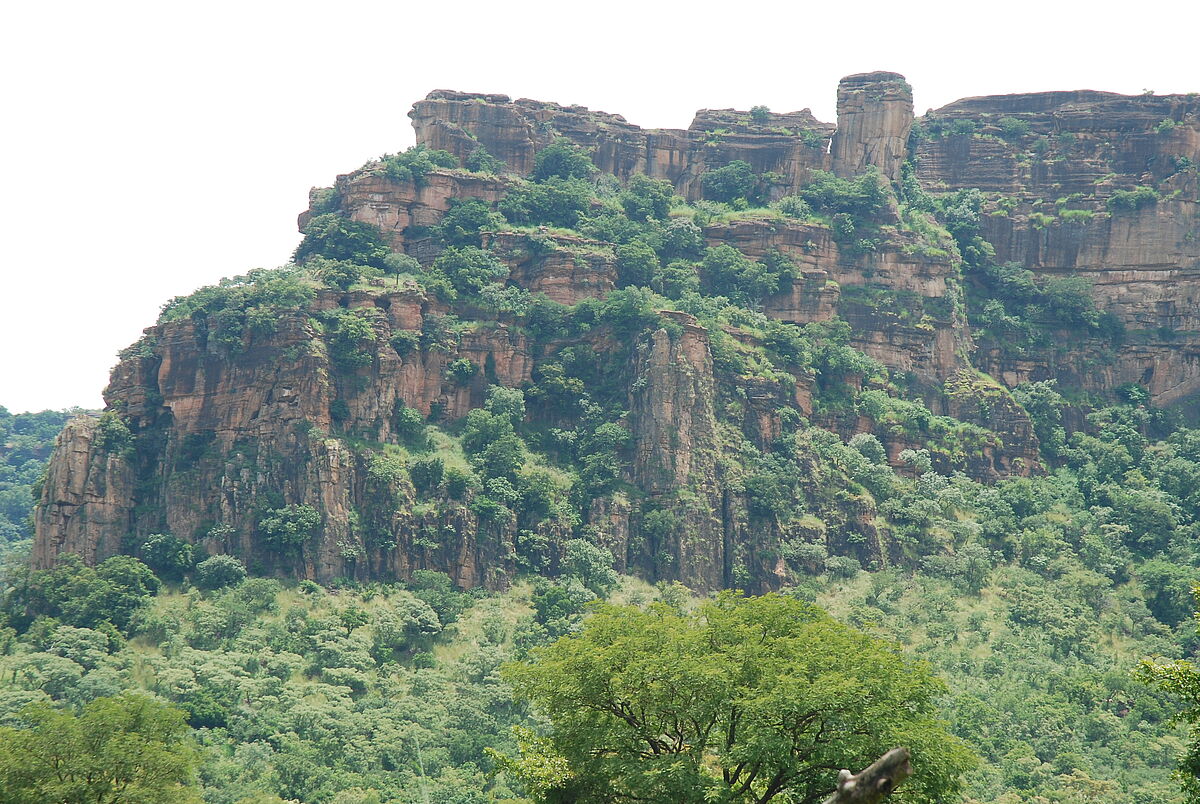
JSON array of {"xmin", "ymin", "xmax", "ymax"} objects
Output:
[
  {"xmin": 4, "ymin": 129, "xmax": 1200, "ymax": 804},
  {"xmin": 0, "ymin": 407, "xmax": 77, "ymax": 557}
]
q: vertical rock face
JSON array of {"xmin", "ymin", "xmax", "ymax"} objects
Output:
[
  {"xmin": 487, "ymin": 231, "xmax": 618, "ymax": 305},
  {"xmin": 410, "ymin": 91, "xmax": 834, "ymax": 199},
  {"xmin": 704, "ymin": 217, "xmax": 972, "ymax": 388},
  {"xmin": 32, "ymin": 417, "xmax": 135, "ymax": 568},
  {"xmin": 914, "ymin": 90, "xmax": 1200, "ymax": 406},
  {"xmin": 32, "ymin": 74, "xmax": 1200, "ymax": 592},
  {"xmin": 628, "ymin": 312, "xmax": 725, "ymax": 589},
  {"xmin": 832, "ymin": 72, "xmax": 914, "ymax": 181}
]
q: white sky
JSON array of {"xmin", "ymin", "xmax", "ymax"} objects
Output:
[{"xmin": 2, "ymin": 0, "xmax": 1197, "ymax": 413}]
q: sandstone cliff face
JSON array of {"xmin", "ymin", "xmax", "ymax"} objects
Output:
[
  {"xmin": 628, "ymin": 312, "xmax": 725, "ymax": 588},
  {"xmin": 831, "ymin": 72, "xmax": 914, "ymax": 182},
  {"xmin": 410, "ymin": 90, "xmax": 837, "ymax": 200},
  {"xmin": 32, "ymin": 417, "xmax": 135, "ymax": 569},
  {"xmin": 33, "ymin": 291, "xmax": 535, "ymax": 584},
  {"xmin": 33, "ymin": 74, "xmax": 1200, "ymax": 592},
  {"xmin": 704, "ymin": 216, "xmax": 970, "ymax": 387},
  {"xmin": 487, "ymin": 230, "xmax": 617, "ymax": 305},
  {"xmin": 914, "ymin": 90, "xmax": 1200, "ymax": 406}
]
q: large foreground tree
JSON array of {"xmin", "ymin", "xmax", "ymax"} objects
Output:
[
  {"xmin": 0, "ymin": 693, "xmax": 200, "ymax": 803},
  {"xmin": 502, "ymin": 593, "xmax": 974, "ymax": 804}
]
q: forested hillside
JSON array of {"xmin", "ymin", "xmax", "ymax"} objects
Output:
[{"xmin": 5, "ymin": 72, "xmax": 1200, "ymax": 803}]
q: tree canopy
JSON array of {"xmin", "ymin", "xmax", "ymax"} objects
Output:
[
  {"xmin": 0, "ymin": 693, "xmax": 201, "ymax": 803},
  {"xmin": 502, "ymin": 592, "xmax": 975, "ymax": 804}
]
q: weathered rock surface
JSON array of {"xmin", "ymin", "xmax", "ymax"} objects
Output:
[
  {"xmin": 487, "ymin": 230, "xmax": 617, "ymax": 305},
  {"xmin": 915, "ymin": 91, "xmax": 1200, "ymax": 406},
  {"xmin": 32, "ymin": 74, "xmax": 1200, "ymax": 593},
  {"xmin": 410, "ymin": 90, "xmax": 837, "ymax": 200},
  {"xmin": 832, "ymin": 72, "xmax": 914, "ymax": 182}
]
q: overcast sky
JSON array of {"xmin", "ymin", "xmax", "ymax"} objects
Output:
[{"xmin": 2, "ymin": 0, "xmax": 1197, "ymax": 413}]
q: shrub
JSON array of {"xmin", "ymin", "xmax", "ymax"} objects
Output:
[
  {"xmin": 389, "ymin": 330, "xmax": 419, "ymax": 356},
  {"xmin": 615, "ymin": 239, "xmax": 660, "ymax": 287},
  {"xmin": 660, "ymin": 219, "xmax": 705, "ymax": 261},
  {"xmin": 1106, "ymin": 186, "xmax": 1160, "ymax": 213},
  {"xmin": 410, "ymin": 457, "xmax": 445, "ymax": 495},
  {"xmin": 95, "ymin": 412, "xmax": 134, "ymax": 455},
  {"xmin": 378, "ymin": 145, "xmax": 458, "ymax": 185},
  {"xmin": 465, "ymin": 144, "xmax": 505, "ymax": 173},
  {"xmin": 430, "ymin": 246, "xmax": 508, "ymax": 295},
  {"xmin": 799, "ymin": 169, "xmax": 889, "ymax": 220},
  {"xmin": 997, "ymin": 117, "xmax": 1030, "ymax": 139},
  {"xmin": 446, "ymin": 358, "xmax": 478, "ymax": 385},
  {"xmin": 561, "ymin": 539, "xmax": 618, "ymax": 595},
  {"xmin": 701, "ymin": 160, "xmax": 756, "ymax": 205},
  {"xmin": 824, "ymin": 555, "xmax": 862, "ymax": 578},
  {"xmin": 500, "ymin": 177, "xmax": 595, "ymax": 228},
  {"xmin": 619, "ymin": 175, "xmax": 674, "ymax": 222},
  {"xmin": 774, "ymin": 195, "xmax": 813, "ymax": 218},
  {"xmin": 193, "ymin": 555, "xmax": 247, "ymax": 590},
  {"xmin": 324, "ymin": 310, "xmax": 377, "ymax": 372},
  {"xmin": 849, "ymin": 432, "xmax": 887, "ymax": 464},
  {"xmin": 294, "ymin": 214, "xmax": 390, "ymax": 269},
  {"xmin": 140, "ymin": 534, "xmax": 194, "ymax": 581},
  {"xmin": 532, "ymin": 139, "xmax": 597, "ymax": 182},
  {"xmin": 391, "ymin": 404, "xmax": 425, "ymax": 444},
  {"xmin": 750, "ymin": 105, "xmax": 771, "ymax": 124},
  {"xmin": 438, "ymin": 198, "xmax": 505, "ymax": 247},
  {"xmin": 307, "ymin": 257, "xmax": 367, "ymax": 291},
  {"xmin": 258, "ymin": 504, "xmax": 322, "ymax": 549}
]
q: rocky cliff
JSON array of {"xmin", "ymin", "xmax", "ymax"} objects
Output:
[{"xmin": 32, "ymin": 73, "xmax": 1199, "ymax": 591}]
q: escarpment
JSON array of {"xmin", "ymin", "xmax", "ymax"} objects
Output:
[{"xmin": 33, "ymin": 73, "xmax": 1200, "ymax": 592}]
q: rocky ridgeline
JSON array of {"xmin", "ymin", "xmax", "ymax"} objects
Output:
[{"xmin": 31, "ymin": 73, "xmax": 1199, "ymax": 590}]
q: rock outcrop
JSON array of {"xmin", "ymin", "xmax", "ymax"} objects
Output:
[
  {"xmin": 914, "ymin": 90, "xmax": 1200, "ymax": 406},
  {"xmin": 832, "ymin": 72, "xmax": 914, "ymax": 181},
  {"xmin": 31, "ymin": 73, "xmax": 1200, "ymax": 594},
  {"xmin": 410, "ymin": 90, "xmax": 836, "ymax": 200}
]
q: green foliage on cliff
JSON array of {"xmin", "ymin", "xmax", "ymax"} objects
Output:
[
  {"xmin": 0, "ymin": 407, "xmax": 74, "ymax": 551},
  {"xmin": 376, "ymin": 144, "xmax": 459, "ymax": 185},
  {"xmin": 532, "ymin": 139, "xmax": 597, "ymax": 182},
  {"xmin": 295, "ymin": 214, "xmax": 391, "ymax": 269},
  {"xmin": 257, "ymin": 504, "xmax": 322, "ymax": 550}
]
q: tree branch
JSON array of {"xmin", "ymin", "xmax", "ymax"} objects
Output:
[{"xmin": 820, "ymin": 748, "xmax": 912, "ymax": 804}]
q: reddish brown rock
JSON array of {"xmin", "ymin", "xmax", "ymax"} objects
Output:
[
  {"xmin": 832, "ymin": 72, "xmax": 914, "ymax": 182},
  {"xmin": 409, "ymin": 90, "xmax": 834, "ymax": 200},
  {"xmin": 487, "ymin": 230, "xmax": 617, "ymax": 305}
]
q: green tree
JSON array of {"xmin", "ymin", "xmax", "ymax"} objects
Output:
[
  {"xmin": 431, "ymin": 246, "xmax": 508, "ymax": 296},
  {"xmin": 503, "ymin": 593, "xmax": 974, "ymax": 803},
  {"xmin": 702, "ymin": 160, "xmax": 757, "ymax": 205},
  {"xmin": 619, "ymin": 175, "xmax": 673, "ymax": 222},
  {"xmin": 140, "ymin": 533, "xmax": 194, "ymax": 581},
  {"xmin": 614, "ymin": 240, "xmax": 659, "ymax": 288},
  {"xmin": 192, "ymin": 554, "xmax": 247, "ymax": 590},
  {"xmin": 0, "ymin": 693, "xmax": 200, "ymax": 803},
  {"xmin": 294, "ymin": 213, "xmax": 390, "ymax": 269},
  {"xmin": 258, "ymin": 504, "xmax": 322, "ymax": 550},
  {"xmin": 439, "ymin": 199, "xmax": 505, "ymax": 247},
  {"xmin": 465, "ymin": 144, "xmax": 505, "ymax": 174},
  {"xmin": 1139, "ymin": 599, "xmax": 1200, "ymax": 802},
  {"xmin": 532, "ymin": 139, "xmax": 597, "ymax": 182}
]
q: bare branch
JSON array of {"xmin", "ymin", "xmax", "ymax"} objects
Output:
[{"xmin": 820, "ymin": 748, "xmax": 912, "ymax": 804}]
